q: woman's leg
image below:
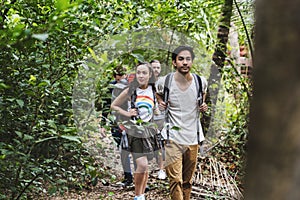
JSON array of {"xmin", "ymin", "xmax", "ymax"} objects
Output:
[{"xmin": 134, "ymin": 156, "xmax": 148, "ymax": 195}]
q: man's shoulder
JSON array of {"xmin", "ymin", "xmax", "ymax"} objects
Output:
[
  {"xmin": 110, "ymin": 80, "xmax": 117, "ymax": 85},
  {"xmin": 192, "ymin": 73, "xmax": 208, "ymax": 92},
  {"xmin": 113, "ymin": 79, "xmax": 128, "ymax": 88},
  {"xmin": 157, "ymin": 75, "xmax": 166, "ymax": 84},
  {"xmin": 192, "ymin": 73, "xmax": 207, "ymax": 82},
  {"xmin": 159, "ymin": 72, "xmax": 175, "ymax": 84}
]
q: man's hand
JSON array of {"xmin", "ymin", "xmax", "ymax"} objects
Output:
[
  {"xmin": 158, "ymin": 101, "xmax": 167, "ymax": 110},
  {"xmin": 199, "ymin": 102, "xmax": 208, "ymax": 112}
]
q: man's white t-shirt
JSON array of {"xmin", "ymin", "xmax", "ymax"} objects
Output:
[{"xmin": 161, "ymin": 75, "xmax": 207, "ymax": 145}]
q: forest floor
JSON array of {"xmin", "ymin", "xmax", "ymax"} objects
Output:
[
  {"xmin": 47, "ymin": 129, "xmax": 172, "ymax": 200},
  {"xmin": 48, "ymin": 172, "xmax": 171, "ymax": 200},
  {"xmin": 45, "ymin": 128, "xmax": 243, "ymax": 200}
]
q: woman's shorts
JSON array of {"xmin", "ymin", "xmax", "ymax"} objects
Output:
[{"xmin": 127, "ymin": 126, "xmax": 161, "ymax": 161}]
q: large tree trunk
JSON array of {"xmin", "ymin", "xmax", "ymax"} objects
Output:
[{"xmin": 245, "ymin": 1, "xmax": 300, "ymax": 199}]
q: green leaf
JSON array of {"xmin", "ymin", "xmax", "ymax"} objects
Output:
[
  {"xmin": 29, "ymin": 75, "xmax": 36, "ymax": 83},
  {"xmin": 63, "ymin": 127, "xmax": 77, "ymax": 133},
  {"xmin": 171, "ymin": 126, "xmax": 181, "ymax": 131},
  {"xmin": 0, "ymin": 83, "xmax": 10, "ymax": 89},
  {"xmin": 91, "ymin": 177, "xmax": 98, "ymax": 186},
  {"xmin": 55, "ymin": 0, "xmax": 70, "ymax": 11},
  {"xmin": 15, "ymin": 131, "xmax": 22, "ymax": 138},
  {"xmin": 60, "ymin": 135, "xmax": 81, "ymax": 143},
  {"xmin": 36, "ymin": 136, "xmax": 58, "ymax": 143},
  {"xmin": 24, "ymin": 134, "xmax": 34, "ymax": 141},
  {"xmin": 79, "ymin": 98, "xmax": 90, "ymax": 103},
  {"xmin": 38, "ymin": 80, "xmax": 51, "ymax": 87},
  {"xmin": 32, "ymin": 33, "xmax": 49, "ymax": 41},
  {"xmin": 88, "ymin": 47, "xmax": 99, "ymax": 63},
  {"xmin": 16, "ymin": 99, "xmax": 24, "ymax": 108},
  {"xmin": 108, "ymin": 191, "xmax": 114, "ymax": 196},
  {"xmin": 47, "ymin": 119, "xmax": 57, "ymax": 129},
  {"xmin": 130, "ymin": 53, "xmax": 145, "ymax": 62}
]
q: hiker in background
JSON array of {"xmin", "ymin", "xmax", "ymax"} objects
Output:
[
  {"xmin": 150, "ymin": 59, "xmax": 167, "ymax": 180},
  {"xmin": 111, "ymin": 62, "xmax": 159, "ymax": 200},
  {"xmin": 157, "ymin": 46, "xmax": 208, "ymax": 200},
  {"xmin": 99, "ymin": 66, "xmax": 126, "ymax": 133},
  {"xmin": 110, "ymin": 66, "xmax": 136, "ymax": 187}
]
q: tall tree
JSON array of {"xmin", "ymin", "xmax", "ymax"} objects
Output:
[
  {"xmin": 245, "ymin": 0, "xmax": 300, "ymax": 199},
  {"xmin": 212, "ymin": 0, "xmax": 233, "ymax": 68},
  {"xmin": 203, "ymin": 0, "xmax": 233, "ymax": 132}
]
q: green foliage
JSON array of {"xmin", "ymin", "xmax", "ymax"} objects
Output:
[
  {"xmin": 0, "ymin": 0, "xmax": 102, "ymax": 198},
  {"xmin": 0, "ymin": 0, "xmax": 254, "ymax": 198},
  {"xmin": 209, "ymin": 62, "xmax": 252, "ymax": 187},
  {"xmin": 232, "ymin": 0, "xmax": 255, "ymax": 45}
]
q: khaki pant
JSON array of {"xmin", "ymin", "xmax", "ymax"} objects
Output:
[{"xmin": 165, "ymin": 141, "xmax": 199, "ymax": 200}]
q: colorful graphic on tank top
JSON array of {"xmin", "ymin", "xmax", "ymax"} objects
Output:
[{"xmin": 135, "ymin": 86, "xmax": 154, "ymax": 122}]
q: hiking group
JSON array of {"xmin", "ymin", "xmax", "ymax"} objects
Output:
[{"xmin": 103, "ymin": 45, "xmax": 208, "ymax": 200}]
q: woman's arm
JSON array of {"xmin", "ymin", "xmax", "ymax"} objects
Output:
[{"xmin": 111, "ymin": 88, "xmax": 137, "ymax": 118}]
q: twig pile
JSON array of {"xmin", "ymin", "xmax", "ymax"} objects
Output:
[{"xmin": 192, "ymin": 157, "xmax": 243, "ymax": 200}]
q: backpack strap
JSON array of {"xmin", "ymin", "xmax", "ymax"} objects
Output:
[
  {"xmin": 163, "ymin": 72, "xmax": 174, "ymax": 143},
  {"xmin": 151, "ymin": 85, "xmax": 157, "ymax": 123},
  {"xmin": 130, "ymin": 89, "xmax": 138, "ymax": 121},
  {"xmin": 192, "ymin": 73, "xmax": 203, "ymax": 106},
  {"xmin": 192, "ymin": 73, "xmax": 203, "ymax": 145},
  {"xmin": 163, "ymin": 72, "xmax": 174, "ymax": 103},
  {"xmin": 130, "ymin": 89, "xmax": 137, "ymax": 109},
  {"xmin": 151, "ymin": 85, "xmax": 157, "ymax": 106}
]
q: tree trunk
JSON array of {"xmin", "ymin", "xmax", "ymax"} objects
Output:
[
  {"xmin": 245, "ymin": 1, "xmax": 300, "ymax": 199},
  {"xmin": 212, "ymin": 0, "xmax": 233, "ymax": 68},
  {"xmin": 203, "ymin": 0, "xmax": 233, "ymax": 134}
]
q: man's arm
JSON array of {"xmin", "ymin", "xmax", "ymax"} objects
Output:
[
  {"xmin": 199, "ymin": 76, "xmax": 208, "ymax": 112},
  {"xmin": 199, "ymin": 92, "xmax": 208, "ymax": 112}
]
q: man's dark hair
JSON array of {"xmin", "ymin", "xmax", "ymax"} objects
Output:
[
  {"xmin": 172, "ymin": 46, "xmax": 195, "ymax": 61},
  {"xmin": 113, "ymin": 65, "xmax": 126, "ymax": 77},
  {"xmin": 150, "ymin": 59, "xmax": 160, "ymax": 64}
]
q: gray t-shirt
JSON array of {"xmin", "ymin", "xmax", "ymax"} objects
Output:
[{"xmin": 161, "ymin": 75, "xmax": 207, "ymax": 145}]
